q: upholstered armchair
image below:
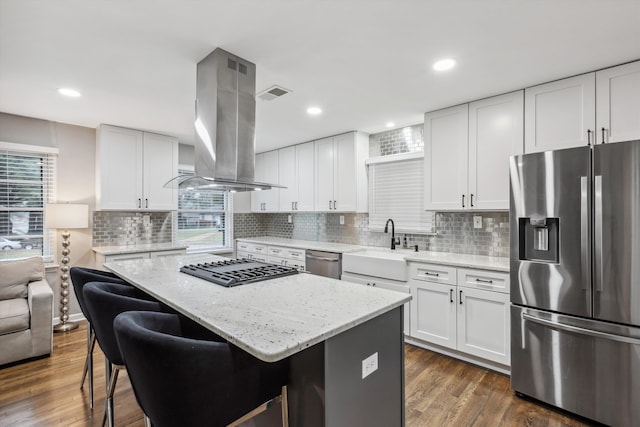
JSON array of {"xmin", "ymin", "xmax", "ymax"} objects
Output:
[{"xmin": 0, "ymin": 257, "xmax": 54, "ymax": 366}]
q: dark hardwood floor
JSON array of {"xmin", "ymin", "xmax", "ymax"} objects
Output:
[{"xmin": 0, "ymin": 322, "xmax": 591, "ymax": 426}]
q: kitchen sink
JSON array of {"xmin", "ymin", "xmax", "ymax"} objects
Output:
[{"xmin": 342, "ymin": 249, "xmax": 411, "ymax": 281}]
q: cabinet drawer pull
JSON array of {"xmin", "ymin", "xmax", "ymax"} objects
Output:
[
  {"xmin": 475, "ymin": 278, "xmax": 493, "ymax": 284},
  {"xmin": 424, "ymin": 272, "xmax": 440, "ymax": 277}
]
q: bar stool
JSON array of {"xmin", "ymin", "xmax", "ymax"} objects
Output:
[
  {"xmin": 83, "ymin": 281, "xmax": 162, "ymax": 427},
  {"xmin": 69, "ymin": 267, "xmax": 129, "ymax": 409},
  {"xmin": 113, "ymin": 310, "xmax": 290, "ymax": 427}
]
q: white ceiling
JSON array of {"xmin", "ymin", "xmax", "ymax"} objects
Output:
[{"xmin": 1, "ymin": 0, "xmax": 639, "ymax": 153}]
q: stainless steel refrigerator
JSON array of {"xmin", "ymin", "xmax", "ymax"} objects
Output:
[{"xmin": 510, "ymin": 140, "xmax": 640, "ymax": 427}]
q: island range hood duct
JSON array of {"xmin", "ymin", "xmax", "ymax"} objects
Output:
[{"xmin": 165, "ymin": 48, "xmax": 282, "ymax": 192}]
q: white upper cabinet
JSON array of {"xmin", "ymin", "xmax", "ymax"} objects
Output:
[
  {"xmin": 314, "ymin": 132, "xmax": 368, "ymax": 212},
  {"xmin": 142, "ymin": 132, "xmax": 180, "ymax": 210},
  {"xmin": 96, "ymin": 125, "xmax": 178, "ymax": 210},
  {"xmin": 525, "ymin": 60, "xmax": 640, "ymax": 152},
  {"xmin": 424, "ymin": 91, "xmax": 523, "ymax": 211},
  {"xmin": 525, "ymin": 73, "xmax": 596, "ymax": 152},
  {"xmin": 424, "ymin": 104, "xmax": 469, "ymax": 211},
  {"xmin": 251, "ymin": 150, "xmax": 279, "ymax": 212},
  {"xmin": 596, "ymin": 61, "xmax": 640, "ymax": 144},
  {"xmin": 468, "ymin": 91, "xmax": 524, "ymax": 210},
  {"xmin": 278, "ymin": 142, "xmax": 314, "ymax": 212}
]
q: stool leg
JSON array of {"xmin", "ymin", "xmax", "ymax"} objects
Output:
[
  {"xmin": 102, "ymin": 365, "xmax": 122, "ymax": 427},
  {"xmin": 80, "ymin": 326, "xmax": 96, "ymax": 408},
  {"xmin": 281, "ymin": 385, "xmax": 289, "ymax": 427}
]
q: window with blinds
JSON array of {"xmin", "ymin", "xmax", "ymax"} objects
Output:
[
  {"xmin": 176, "ymin": 169, "xmax": 233, "ymax": 252},
  {"xmin": 367, "ymin": 152, "xmax": 435, "ymax": 233},
  {"xmin": 0, "ymin": 142, "xmax": 57, "ymax": 261}
]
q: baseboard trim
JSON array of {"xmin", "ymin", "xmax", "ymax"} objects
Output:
[{"xmin": 404, "ymin": 337, "xmax": 511, "ymax": 375}]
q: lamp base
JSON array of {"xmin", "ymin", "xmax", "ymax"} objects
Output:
[{"xmin": 53, "ymin": 321, "xmax": 79, "ymax": 333}]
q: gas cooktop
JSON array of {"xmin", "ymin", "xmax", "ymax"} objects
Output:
[{"xmin": 180, "ymin": 258, "xmax": 299, "ymax": 287}]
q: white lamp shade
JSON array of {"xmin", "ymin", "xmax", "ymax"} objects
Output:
[{"xmin": 45, "ymin": 203, "xmax": 89, "ymax": 229}]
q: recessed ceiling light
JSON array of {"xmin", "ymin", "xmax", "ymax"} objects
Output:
[
  {"xmin": 307, "ymin": 107, "xmax": 322, "ymax": 115},
  {"xmin": 386, "ymin": 122, "xmax": 395, "ymax": 128},
  {"xmin": 432, "ymin": 58, "xmax": 457, "ymax": 72},
  {"xmin": 58, "ymin": 87, "xmax": 82, "ymax": 97}
]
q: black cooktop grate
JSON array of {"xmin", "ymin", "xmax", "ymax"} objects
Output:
[{"xmin": 180, "ymin": 258, "xmax": 299, "ymax": 287}]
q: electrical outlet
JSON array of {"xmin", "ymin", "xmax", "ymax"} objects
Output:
[
  {"xmin": 473, "ymin": 215, "xmax": 482, "ymax": 229},
  {"xmin": 362, "ymin": 352, "xmax": 378, "ymax": 379},
  {"xmin": 339, "ymin": 215, "xmax": 345, "ymax": 225},
  {"xmin": 287, "ymin": 215, "xmax": 292, "ymax": 223}
]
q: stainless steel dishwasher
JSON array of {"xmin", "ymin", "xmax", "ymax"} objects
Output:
[{"xmin": 305, "ymin": 250, "xmax": 342, "ymax": 279}]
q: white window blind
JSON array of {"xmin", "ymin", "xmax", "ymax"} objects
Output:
[
  {"xmin": 0, "ymin": 142, "xmax": 57, "ymax": 262},
  {"xmin": 367, "ymin": 152, "xmax": 435, "ymax": 234}
]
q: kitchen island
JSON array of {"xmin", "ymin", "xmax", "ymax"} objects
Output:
[{"xmin": 105, "ymin": 253, "xmax": 410, "ymax": 427}]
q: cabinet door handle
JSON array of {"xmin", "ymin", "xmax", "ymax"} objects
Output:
[
  {"xmin": 470, "ymin": 194, "xmax": 474, "ymax": 208},
  {"xmin": 145, "ymin": 198, "xmax": 148, "ymax": 208},
  {"xmin": 587, "ymin": 129, "xmax": 592, "ymax": 146},
  {"xmin": 450, "ymin": 289, "xmax": 453, "ymax": 303},
  {"xmin": 425, "ymin": 272, "xmax": 440, "ymax": 277},
  {"xmin": 462, "ymin": 194, "xmax": 465, "ymax": 208},
  {"xmin": 138, "ymin": 198, "xmax": 141, "ymax": 208},
  {"xmin": 475, "ymin": 278, "xmax": 493, "ymax": 284},
  {"xmin": 372, "ymin": 282, "xmax": 376, "ymax": 287},
  {"xmin": 295, "ymin": 202, "xmax": 298, "ymax": 210},
  {"xmin": 601, "ymin": 127, "xmax": 606, "ymax": 144},
  {"xmin": 329, "ymin": 200, "xmax": 332, "ymax": 210},
  {"xmin": 459, "ymin": 290, "xmax": 463, "ymax": 304},
  {"xmin": 333, "ymin": 200, "xmax": 337, "ymax": 210},
  {"xmin": 292, "ymin": 202, "xmax": 294, "ymax": 210}
]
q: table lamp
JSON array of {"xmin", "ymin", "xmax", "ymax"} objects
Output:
[{"xmin": 45, "ymin": 203, "xmax": 89, "ymax": 332}]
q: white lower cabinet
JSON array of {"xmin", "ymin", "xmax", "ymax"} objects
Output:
[
  {"xmin": 96, "ymin": 248, "xmax": 186, "ymax": 265},
  {"xmin": 341, "ymin": 272, "xmax": 411, "ymax": 336},
  {"xmin": 409, "ymin": 263, "xmax": 510, "ymax": 366},
  {"xmin": 236, "ymin": 241, "xmax": 305, "ymax": 270}
]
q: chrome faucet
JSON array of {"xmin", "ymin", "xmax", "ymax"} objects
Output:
[{"xmin": 384, "ymin": 218, "xmax": 400, "ymax": 250}]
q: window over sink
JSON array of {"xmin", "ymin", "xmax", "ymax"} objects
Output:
[
  {"xmin": 176, "ymin": 170, "xmax": 232, "ymax": 252},
  {"xmin": 0, "ymin": 142, "xmax": 57, "ymax": 262}
]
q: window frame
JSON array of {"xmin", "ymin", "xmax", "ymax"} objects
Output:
[
  {"xmin": 0, "ymin": 141, "xmax": 58, "ymax": 263},
  {"xmin": 176, "ymin": 167, "xmax": 233, "ymax": 253}
]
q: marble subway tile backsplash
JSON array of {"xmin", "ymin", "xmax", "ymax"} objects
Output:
[{"xmin": 93, "ymin": 211, "xmax": 173, "ymax": 246}]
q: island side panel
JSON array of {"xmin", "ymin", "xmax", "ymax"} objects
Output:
[{"xmin": 325, "ymin": 306, "xmax": 404, "ymax": 427}]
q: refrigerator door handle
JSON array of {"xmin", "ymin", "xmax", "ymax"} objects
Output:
[
  {"xmin": 580, "ymin": 176, "xmax": 589, "ymax": 290},
  {"xmin": 594, "ymin": 175, "xmax": 603, "ymax": 292},
  {"xmin": 522, "ymin": 313, "xmax": 640, "ymax": 345}
]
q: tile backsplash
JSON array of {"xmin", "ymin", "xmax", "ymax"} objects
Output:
[
  {"xmin": 93, "ymin": 211, "xmax": 173, "ymax": 246},
  {"xmin": 233, "ymin": 211, "xmax": 509, "ymax": 257}
]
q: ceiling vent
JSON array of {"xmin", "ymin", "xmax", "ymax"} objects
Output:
[{"xmin": 257, "ymin": 85, "xmax": 292, "ymax": 101}]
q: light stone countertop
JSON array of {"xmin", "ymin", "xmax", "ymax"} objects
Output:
[
  {"xmin": 92, "ymin": 242, "xmax": 189, "ymax": 256},
  {"xmin": 238, "ymin": 237, "xmax": 509, "ymax": 272},
  {"xmin": 236, "ymin": 236, "xmax": 367, "ymax": 253},
  {"xmin": 104, "ymin": 253, "xmax": 411, "ymax": 362},
  {"xmin": 403, "ymin": 251, "xmax": 509, "ymax": 272}
]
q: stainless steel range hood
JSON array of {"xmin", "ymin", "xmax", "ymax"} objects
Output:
[{"xmin": 165, "ymin": 48, "xmax": 282, "ymax": 192}]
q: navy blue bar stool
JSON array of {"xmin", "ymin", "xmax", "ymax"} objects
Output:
[
  {"xmin": 83, "ymin": 281, "xmax": 162, "ymax": 427},
  {"xmin": 114, "ymin": 310, "xmax": 290, "ymax": 427},
  {"xmin": 69, "ymin": 267, "xmax": 129, "ymax": 409}
]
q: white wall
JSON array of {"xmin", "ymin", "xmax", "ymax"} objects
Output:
[{"xmin": 0, "ymin": 112, "xmax": 96, "ymax": 320}]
